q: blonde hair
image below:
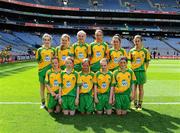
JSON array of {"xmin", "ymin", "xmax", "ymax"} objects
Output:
[
  {"xmin": 42, "ymin": 33, "xmax": 52, "ymax": 41},
  {"xmin": 65, "ymin": 56, "xmax": 74, "ymax": 64},
  {"xmin": 100, "ymin": 58, "xmax": 108, "ymax": 65},
  {"xmin": 77, "ymin": 30, "xmax": 86, "ymax": 37},
  {"xmin": 60, "ymin": 34, "xmax": 70, "ymax": 50},
  {"xmin": 82, "ymin": 58, "xmax": 90, "ymax": 65},
  {"xmin": 112, "ymin": 34, "xmax": 121, "ymax": 42},
  {"xmin": 95, "ymin": 29, "xmax": 103, "ymax": 36},
  {"xmin": 134, "ymin": 35, "xmax": 142, "ymax": 41}
]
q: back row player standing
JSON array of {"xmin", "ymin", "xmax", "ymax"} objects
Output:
[{"xmin": 36, "ymin": 34, "xmax": 55, "ymax": 108}]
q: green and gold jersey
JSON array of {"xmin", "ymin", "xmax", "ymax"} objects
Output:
[
  {"xmin": 55, "ymin": 46, "xmax": 70, "ymax": 70},
  {"xmin": 107, "ymin": 48, "xmax": 127, "ymax": 71},
  {"xmin": 36, "ymin": 47, "xmax": 55, "ymax": 70},
  {"xmin": 79, "ymin": 71, "xmax": 95, "ymax": 94},
  {"xmin": 128, "ymin": 47, "xmax": 150, "ymax": 71},
  {"xmin": 61, "ymin": 69, "xmax": 81, "ymax": 96},
  {"xmin": 89, "ymin": 41, "xmax": 109, "ymax": 65},
  {"xmin": 45, "ymin": 68, "xmax": 61, "ymax": 92},
  {"xmin": 70, "ymin": 42, "xmax": 89, "ymax": 65},
  {"xmin": 95, "ymin": 70, "xmax": 113, "ymax": 94},
  {"xmin": 113, "ymin": 68, "xmax": 136, "ymax": 94}
]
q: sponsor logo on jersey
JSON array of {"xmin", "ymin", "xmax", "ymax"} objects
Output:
[
  {"xmin": 62, "ymin": 55, "xmax": 66, "ymax": 61},
  {"xmin": 83, "ymin": 82, "xmax": 88, "ymax": 89},
  {"xmin": 45, "ymin": 55, "xmax": 51, "ymax": 61},
  {"xmin": 96, "ymin": 51, "xmax": 101, "ymax": 57},
  {"xmin": 102, "ymin": 82, "xmax": 107, "ymax": 89},
  {"xmin": 54, "ymin": 80, "xmax": 59, "ymax": 86},
  {"xmin": 121, "ymin": 80, "xmax": 128, "ymax": 86},
  {"xmin": 66, "ymin": 81, "xmax": 71, "ymax": 88}
]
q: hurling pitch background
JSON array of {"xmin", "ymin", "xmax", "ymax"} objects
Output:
[{"xmin": 0, "ymin": 60, "xmax": 180, "ymax": 133}]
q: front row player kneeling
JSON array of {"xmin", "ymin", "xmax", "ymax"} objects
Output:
[
  {"xmin": 113, "ymin": 56, "xmax": 136, "ymax": 115},
  {"xmin": 94, "ymin": 58, "xmax": 114, "ymax": 115},
  {"xmin": 45, "ymin": 56, "xmax": 61, "ymax": 113},
  {"xmin": 78, "ymin": 58, "xmax": 95, "ymax": 114},
  {"xmin": 45, "ymin": 56, "xmax": 136, "ymax": 115},
  {"xmin": 60, "ymin": 57, "xmax": 80, "ymax": 116}
]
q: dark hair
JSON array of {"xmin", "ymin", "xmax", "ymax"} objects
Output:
[
  {"xmin": 65, "ymin": 56, "xmax": 74, "ymax": 64},
  {"xmin": 51, "ymin": 56, "xmax": 59, "ymax": 62},
  {"xmin": 119, "ymin": 56, "xmax": 128, "ymax": 63},
  {"xmin": 82, "ymin": 58, "xmax": 90, "ymax": 66}
]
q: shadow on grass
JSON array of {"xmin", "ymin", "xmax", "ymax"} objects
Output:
[
  {"xmin": 0, "ymin": 66, "xmax": 35, "ymax": 78},
  {"xmin": 49, "ymin": 108, "xmax": 180, "ymax": 133}
]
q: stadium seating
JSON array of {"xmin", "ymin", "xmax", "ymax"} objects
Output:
[
  {"xmin": 121, "ymin": 0, "xmax": 154, "ymax": 10},
  {"xmin": 163, "ymin": 38, "xmax": 180, "ymax": 51},
  {"xmin": 15, "ymin": 0, "xmax": 179, "ymax": 12},
  {"xmin": 143, "ymin": 37, "xmax": 176, "ymax": 56},
  {"xmin": 150, "ymin": 0, "xmax": 179, "ymax": 12},
  {"xmin": 1, "ymin": 30, "xmax": 179, "ymax": 56}
]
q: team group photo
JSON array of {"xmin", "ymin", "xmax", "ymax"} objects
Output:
[
  {"xmin": 0, "ymin": 0, "xmax": 179, "ymax": 133},
  {"xmin": 37, "ymin": 30, "xmax": 150, "ymax": 116}
]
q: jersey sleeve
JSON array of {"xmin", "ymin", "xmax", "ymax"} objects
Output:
[
  {"xmin": 88, "ymin": 43, "xmax": 92, "ymax": 57},
  {"xmin": 123, "ymin": 49, "xmax": 128, "ymax": 58},
  {"xmin": 106, "ymin": 49, "xmax": 110, "ymax": 60},
  {"xmin": 76, "ymin": 72, "xmax": 82, "ymax": 86},
  {"xmin": 45, "ymin": 70, "xmax": 50, "ymax": 85},
  {"xmin": 109, "ymin": 72, "xmax": 114, "ymax": 87},
  {"xmin": 145, "ymin": 49, "xmax": 151, "ymax": 62},
  {"xmin": 55, "ymin": 47, "xmax": 58, "ymax": 56},
  {"xmin": 60, "ymin": 72, "xmax": 64, "ymax": 88},
  {"xmin": 105, "ymin": 43, "xmax": 109, "ymax": 57},
  {"xmin": 112, "ymin": 70, "xmax": 117, "ymax": 86},
  {"xmin": 59, "ymin": 72, "xmax": 62, "ymax": 87},
  {"xmin": 69, "ymin": 44, "xmax": 75, "ymax": 57},
  {"xmin": 94, "ymin": 72, "xmax": 98, "ymax": 85},
  {"xmin": 131, "ymin": 70, "xmax": 136, "ymax": 84},
  {"xmin": 52, "ymin": 47, "xmax": 56, "ymax": 56},
  {"xmin": 128, "ymin": 50, "xmax": 133, "ymax": 62},
  {"xmin": 35, "ymin": 48, "xmax": 41, "ymax": 62}
]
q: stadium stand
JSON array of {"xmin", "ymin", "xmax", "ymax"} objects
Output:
[
  {"xmin": 1, "ymin": 30, "xmax": 179, "ymax": 57},
  {"xmin": 143, "ymin": 37, "xmax": 177, "ymax": 56},
  {"xmin": 151, "ymin": 0, "xmax": 180, "ymax": 12},
  {"xmin": 15, "ymin": 0, "xmax": 179, "ymax": 12},
  {"xmin": 162, "ymin": 38, "xmax": 180, "ymax": 51}
]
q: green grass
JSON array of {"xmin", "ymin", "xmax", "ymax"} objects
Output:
[{"xmin": 0, "ymin": 60, "xmax": 180, "ymax": 133}]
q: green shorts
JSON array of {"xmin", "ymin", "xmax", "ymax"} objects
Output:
[
  {"xmin": 38, "ymin": 65, "xmax": 52, "ymax": 84},
  {"xmin": 47, "ymin": 90, "xmax": 59, "ymax": 109},
  {"xmin": 74, "ymin": 63, "xmax": 82, "ymax": 72},
  {"xmin": 134, "ymin": 71, "xmax": 146, "ymax": 85},
  {"xmin": 115, "ymin": 93, "xmax": 130, "ymax": 110},
  {"xmin": 91, "ymin": 61, "xmax": 100, "ymax": 73},
  {"xmin": 62, "ymin": 95, "xmax": 76, "ymax": 111},
  {"xmin": 78, "ymin": 93, "xmax": 94, "ymax": 113},
  {"xmin": 96, "ymin": 93, "xmax": 112, "ymax": 111}
]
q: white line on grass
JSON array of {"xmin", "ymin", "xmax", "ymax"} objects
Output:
[
  {"xmin": 0, "ymin": 102, "xmax": 180, "ymax": 105},
  {"xmin": 0, "ymin": 102, "xmax": 40, "ymax": 104}
]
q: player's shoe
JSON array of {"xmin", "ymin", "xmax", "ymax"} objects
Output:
[
  {"xmin": 131, "ymin": 100, "xmax": 138, "ymax": 110},
  {"xmin": 40, "ymin": 103, "xmax": 46, "ymax": 109},
  {"xmin": 137, "ymin": 104, "xmax": 142, "ymax": 111}
]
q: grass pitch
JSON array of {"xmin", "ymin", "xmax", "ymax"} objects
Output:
[{"xmin": 0, "ymin": 60, "xmax": 180, "ymax": 133}]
